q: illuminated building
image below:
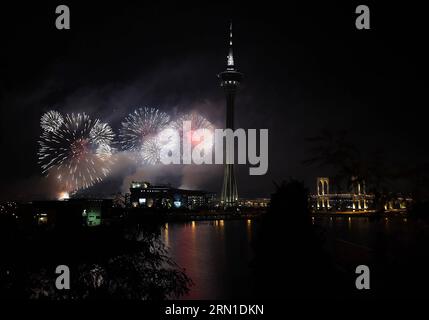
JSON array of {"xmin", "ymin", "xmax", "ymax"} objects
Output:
[
  {"xmin": 32, "ymin": 198, "xmax": 112, "ymax": 227},
  {"xmin": 0, "ymin": 201, "xmax": 18, "ymax": 216},
  {"xmin": 218, "ymin": 22, "xmax": 242, "ymax": 208},
  {"xmin": 83, "ymin": 209, "xmax": 102, "ymax": 227},
  {"xmin": 37, "ymin": 213, "xmax": 48, "ymax": 225},
  {"xmin": 237, "ymin": 198, "xmax": 270, "ymax": 208},
  {"xmin": 129, "ymin": 181, "xmax": 215, "ymax": 210}
]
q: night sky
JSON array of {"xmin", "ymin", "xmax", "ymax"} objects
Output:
[{"xmin": 0, "ymin": 1, "xmax": 427, "ymax": 200}]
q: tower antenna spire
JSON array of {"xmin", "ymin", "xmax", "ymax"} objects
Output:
[{"xmin": 227, "ymin": 21, "xmax": 234, "ymax": 68}]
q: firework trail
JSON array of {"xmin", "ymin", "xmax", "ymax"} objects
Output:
[
  {"xmin": 96, "ymin": 143, "xmax": 114, "ymax": 161},
  {"xmin": 141, "ymin": 137, "xmax": 161, "ymax": 165},
  {"xmin": 90, "ymin": 121, "xmax": 115, "ymax": 145},
  {"xmin": 38, "ymin": 111, "xmax": 115, "ymax": 192},
  {"xmin": 119, "ymin": 107, "xmax": 170, "ymax": 163},
  {"xmin": 40, "ymin": 110, "xmax": 64, "ymax": 132}
]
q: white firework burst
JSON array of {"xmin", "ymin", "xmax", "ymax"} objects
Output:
[
  {"xmin": 141, "ymin": 137, "xmax": 161, "ymax": 165},
  {"xmin": 90, "ymin": 120, "xmax": 115, "ymax": 145},
  {"xmin": 40, "ymin": 110, "xmax": 64, "ymax": 132},
  {"xmin": 119, "ymin": 107, "xmax": 170, "ymax": 152},
  {"xmin": 38, "ymin": 112, "xmax": 115, "ymax": 192},
  {"xmin": 96, "ymin": 143, "xmax": 114, "ymax": 161}
]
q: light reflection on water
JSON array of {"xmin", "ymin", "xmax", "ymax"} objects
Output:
[
  {"xmin": 161, "ymin": 217, "xmax": 429, "ymax": 298},
  {"xmin": 163, "ymin": 222, "xmax": 169, "ymax": 247},
  {"xmin": 161, "ymin": 219, "xmax": 255, "ymax": 299},
  {"xmin": 312, "ymin": 215, "xmax": 429, "ymax": 296},
  {"xmin": 313, "ymin": 215, "xmax": 423, "ymax": 251}
]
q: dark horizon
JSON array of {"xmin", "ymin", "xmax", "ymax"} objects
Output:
[{"xmin": 0, "ymin": 2, "xmax": 427, "ymax": 201}]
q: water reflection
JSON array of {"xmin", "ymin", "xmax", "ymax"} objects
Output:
[
  {"xmin": 161, "ymin": 220, "xmax": 256, "ymax": 299},
  {"xmin": 315, "ymin": 215, "xmax": 413, "ymax": 249},
  {"xmin": 164, "ymin": 222, "xmax": 169, "ymax": 247},
  {"xmin": 247, "ymin": 219, "xmax": 252, "ymax": 241}
]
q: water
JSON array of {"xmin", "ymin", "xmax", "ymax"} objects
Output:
[
  {"xmin": 314, "ymin": 216, "xmax": 421, "ymax": 252},
  {"xmin": 162, "ymin": 216, "xmax": 429, "ymax": 298},
  {"xmin": 314, "ymin": 215, "xmax": 429, "ymax": 296},
  {"xmin": 161, "ymin": 219, "xmax": 256, "ymax": 299}
]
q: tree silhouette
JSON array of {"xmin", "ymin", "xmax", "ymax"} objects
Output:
[
  {"xmin": 251, "ymin": 179, "xmax": 339, "ymax": 298},
  {"xmin": 0, "ymin": 220, "xmax": 192, "ymax": 300}
]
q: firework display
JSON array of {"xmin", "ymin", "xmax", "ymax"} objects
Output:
[
  {"xmin": 90, "ymin": 121, "xmax": 115, "ymax": 145},
  {"xmin": 171, "ymin": 112, "xmax": 215, "ymax": 133},
  {"xmin": 38, "ymin": 108, "xmax": 215, "ymax": 190},
  {"xmin": 170, "ymin": 112, "xmax": 215, "ymax": 151},
  {"xmin": 119, "ymin": 107, "xmax": 170, "ymax": 154},
  {"xmin": 119, "ymin": 109, "xmax": 214, "ymax": 164},
  {"xmin": 38, "ymin": 111, "xmax": 115, "ymax": 192},
  {"xmin": 141, "ymin": 136, "xmax": 162, "ymax": 165},
  {"xmin": 40, "ymin": 110, "xmax": 64, "ymax": 132}
]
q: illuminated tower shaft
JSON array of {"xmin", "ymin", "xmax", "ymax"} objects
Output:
[{"xmin": 218, "ymin": 22, "xmax": 243, "ymax": 207}]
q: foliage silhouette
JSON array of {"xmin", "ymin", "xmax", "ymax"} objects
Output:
[
  {"xmin": 0, "ymin": 221, "xmax": 191, "ymax": 300},
  {"xmin": 251, "ymin": 179, "xmax": 340, "ymax": 298}
]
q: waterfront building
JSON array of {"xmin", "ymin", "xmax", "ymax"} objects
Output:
[{"xmin": 129, "ymin": 181, "xmax": 215, "ymax": 210}]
